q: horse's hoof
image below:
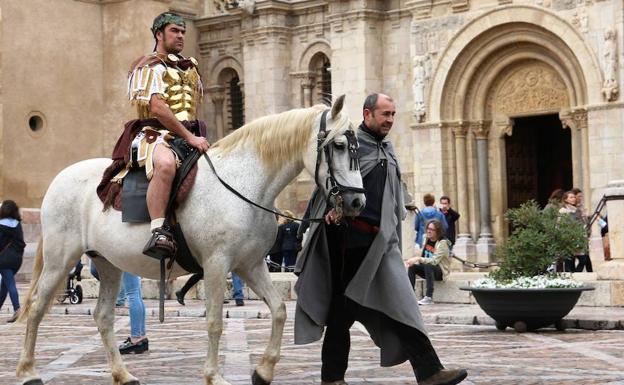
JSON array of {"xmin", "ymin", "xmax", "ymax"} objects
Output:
[
  {"xmin": 23, "ymin": 380, "xmax": 44, "ymax": 385},
  {"xmin": 252, "ymin": 370, "xmax": 271, "ymax": 385},
  {"xmin": 122, "ymin": 381, "xmax": 140, "ymax": 385}
]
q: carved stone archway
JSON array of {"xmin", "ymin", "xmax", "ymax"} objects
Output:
[{"xmin": 426, "ymin": 6, "xmax": 600, "ymax": 263}]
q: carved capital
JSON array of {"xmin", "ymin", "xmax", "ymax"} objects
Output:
[
  {"xmin": 471, "ymin": 120, "xmax": 491, "ymax": 139},
  {"xmin": 207, "ymin": 85, "xmax": 226, "ymax": 104},
  {"xmin": 449, "ymin": 121, "xmax": 469, "ymax": 138},
  {"xmin": 494, "ymin": 117, "xmax": 513, "ymax": 137},
  {"xmin": 559, "ymin": 108, "xmax": 587, "ymax": 131},
  {"xmin": 290, "ymin": 71, "xmax": 316, "ymax": 88}
]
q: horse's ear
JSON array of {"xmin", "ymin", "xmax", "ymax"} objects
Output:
[{"xmin": 331, "ymin": 94, "xmax": 346, "ymax": 119}]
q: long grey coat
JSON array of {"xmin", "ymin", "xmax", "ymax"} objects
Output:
[{"xmin": 294, "ymin": 127, "xmax": 428, "ymax": 367}]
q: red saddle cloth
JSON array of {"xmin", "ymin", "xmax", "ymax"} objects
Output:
[{"xmin": 97, "ymin": 119, "xmax": 207, "ymax": 212}]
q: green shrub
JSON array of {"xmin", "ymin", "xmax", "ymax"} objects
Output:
[{"xmin": 490, "ymin": 201, "xmax": 588, "ymax": 282}]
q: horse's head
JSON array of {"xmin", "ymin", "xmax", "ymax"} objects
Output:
[{"xmin": 304, "ymin": 95, "xmax": 366, "ymax": 217}]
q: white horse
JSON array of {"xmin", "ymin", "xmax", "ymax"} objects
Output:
[{"xmin": 16, "ymin": 96, "xmax": 365, "ymax": 385}]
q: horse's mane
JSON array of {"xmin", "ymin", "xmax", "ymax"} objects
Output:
[{"xmin": 212, "ymin": 104, "xmax": 352, "ymax": 168}]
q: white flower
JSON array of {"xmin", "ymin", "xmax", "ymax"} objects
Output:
[{"xmin": 472, "ymin": 275, "xmax": 584, "ymax": 289}]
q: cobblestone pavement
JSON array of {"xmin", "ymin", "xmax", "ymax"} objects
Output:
[{"xmin": 2, "ymin": 305, "xmax": 624, "ymax": 385}]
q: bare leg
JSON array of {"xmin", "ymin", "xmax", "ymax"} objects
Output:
[
  {"xmin": 92, "ymin": 257, "xmax": 140, "ymax": 385},
  {"xmin": 237, "ymin": 262, "xmax": 287, "ymax": 384},
  {"xmin": 202, "ymin": 257, "xmax": 231, "ymax": 385},
  {"xmin": 146, "ymin": 144, "xmax": 176, "ymax": 220}
]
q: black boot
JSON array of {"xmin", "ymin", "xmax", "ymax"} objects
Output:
[{"xmin": 143, "ymin": 226, "xmax": 177, "ymax": 259}]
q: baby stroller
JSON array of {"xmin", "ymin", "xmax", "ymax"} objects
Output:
[{"xmin": 56, "ymin": 260, "xmax": 84, "ymax": 304}]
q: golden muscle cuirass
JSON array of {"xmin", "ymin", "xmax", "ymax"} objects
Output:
[{"xmin": 162, "ymin": 66, "xmax": 201, "ymax": 121}]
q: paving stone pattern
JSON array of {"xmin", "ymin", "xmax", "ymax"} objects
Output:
[{"xmin": 2, "ymin": 309, "xmax": 624, "ymax": 385}]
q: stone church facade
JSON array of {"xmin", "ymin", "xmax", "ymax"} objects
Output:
[{"xmin": 2, "ymin": 0, "xmax": 623, "ymax": 265}]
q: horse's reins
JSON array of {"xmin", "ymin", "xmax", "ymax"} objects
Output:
[{"xmin": 202, "ymin": 109, "xmax": 364, "ymax": 223}]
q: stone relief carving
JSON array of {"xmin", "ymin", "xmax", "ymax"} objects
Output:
[
  {"xmin": 412, "ymin": 55, "xmax": 429, "ymax": 122},
  {"xmin": 535, "ymin": 0, "xmax": 552, "ymax": 7},
  {"xmin": 602, "ymin": 28, "xmax": 619, "ymax": 101},
  {"xmin": 211, "ymin": 0, "xmax": 255, "ymax": 15},
  {"xmin": 494, "ymin": 65, "xmax": 569, "ymax": 116},
  {"xmin": 570, "ymin": 8, "xmax": 588, "ymax": 33}
]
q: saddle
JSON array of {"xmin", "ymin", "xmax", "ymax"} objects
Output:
[{"xmin": 122, "ymin": 137, "xmax": 203, "ymax": 274}]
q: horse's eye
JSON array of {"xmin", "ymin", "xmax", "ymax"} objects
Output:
[{"xmin": 334, "ymin": 142, "xmax": 345, "ymax": 149}]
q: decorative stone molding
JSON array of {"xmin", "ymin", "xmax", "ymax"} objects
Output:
[
  {"xmin": 602, "ymin": 28, "xmax": 619, "ymax": 102},
  {"xmin": 428, "ymin": 6, "xmax": 603, "ymax": 122},
  {"xmin": 410, "ymin": 122, "xmax": 443, "ymax": 130},
  {"xmin": 407, "ymin": 0, "xmax": 434, "ymax": 20},
  {"xmin": 494, "ymin": 64, "xmax": 569, "ymax": 116},
  {"xmin": 451, "ymin": 0, "xmax": 470, "ymax": 13}
]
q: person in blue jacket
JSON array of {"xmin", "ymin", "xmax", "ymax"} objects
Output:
[
  {"xmin": 0, "ymin": 200, "xmax": 26, "ymax": 323},
  {"xmin": 414, "ymin": 193, "xmax": 448, "ymax": 248}
]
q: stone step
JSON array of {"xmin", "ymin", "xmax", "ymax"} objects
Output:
[{"xmin": 72, "ymin": 271, "xmax": 623, "ymax": 307}]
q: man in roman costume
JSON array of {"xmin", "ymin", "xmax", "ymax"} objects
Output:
[{"xmin": 98, "ymin": 12, "xmax": 209, "ymax": 256}]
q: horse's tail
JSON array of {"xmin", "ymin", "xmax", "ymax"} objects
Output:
[{"xmin": 17, "ymin": 238, "xmax": 45, "ymax": 323}]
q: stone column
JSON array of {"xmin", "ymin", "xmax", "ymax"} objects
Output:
[
  {"xmin": 290, "ymin": 72, "xmax": 315, "ymax": 107},
  {"xmin": 578, "ymin": 112, "xmax": 591, "ymax": 211},
  {"xmin": 560, "ymin": 109, "xmax": 584, "ymax": 190},
  {"xmin": 473, "ymin": 120, "xmax": 496, "ymax": 262},
  {"xmin": 597, "ymin": 180, "xmax": 624, "ymax": 280},
  {"xmin": 208, "ymin": 86, "xmax": 226, "ymax": 139},
  {"xmin": 302, "ymin": 80, "xmax": 314, "ymax": 108},
  {"xmin": 450, "ymin": 121, "xmax": 476, "ymax": 264}
]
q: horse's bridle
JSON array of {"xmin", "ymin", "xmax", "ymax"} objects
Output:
[{"xmin": 314, "ymin": 110, "xmax": 366, "ymax": 212}]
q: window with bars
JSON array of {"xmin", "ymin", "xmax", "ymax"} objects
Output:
[
  {"xmin": 229, "ymin": 75, "xmax": 244, "ymax": 130},
  {"xmin": 310, "ymin": 53, "xmax": 331, "ymax": 105},
  {"xmin": 219, "ymin": 68, "xmax": 245, "ymax": 131}
]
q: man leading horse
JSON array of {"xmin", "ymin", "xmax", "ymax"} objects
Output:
[{"xmin": 295, "ymin": 93, "xmax": 468, "ymax": 385}]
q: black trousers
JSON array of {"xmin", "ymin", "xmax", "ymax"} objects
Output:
[
  {"xmin": 575, "ymin": 254, "xmax": 593, "ymax": 272},
  {"xmin": 408, "ymin": 264, "xmax": 443, "ymax": 298},
  {"xmin": 179, "ymin": 273, "xmax": 203, "ymax": 297},
  {"xmin": 321, "ymin": 225, "xmax": 443, "ymax": 382},
  {"xmin": 268, "ymin": 252, "xmax": 283, "ymax": 272}
]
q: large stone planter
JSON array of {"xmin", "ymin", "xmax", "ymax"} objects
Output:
[{"xmin": 460, "ymin": 286, "xmax": 594, "ymax": 332}]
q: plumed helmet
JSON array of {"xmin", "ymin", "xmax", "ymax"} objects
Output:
[{"xmin": 151, "ymin": 12, "xmax": 186, "ymax": 37}]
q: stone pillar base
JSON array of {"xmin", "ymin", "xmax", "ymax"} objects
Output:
[
  {"xmin": 453, "ymin": 235, "xmax": 476, "ymax": 271},
  {"xmin": 597, "ymin": 259, "xmax": 624, "ymax": 280},
  {"xmin": 476, "ymin": 235, "xmax": 496, "ymax": 264}
]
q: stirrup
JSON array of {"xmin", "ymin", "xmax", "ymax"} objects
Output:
[{"xmin": 143, "ymin": 226, "xmax": 177, "ymax": 259}]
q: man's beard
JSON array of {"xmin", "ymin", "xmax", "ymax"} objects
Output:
[{"xmin": 164, "ymin": 41, "xmax": 183, "ymax": 54}]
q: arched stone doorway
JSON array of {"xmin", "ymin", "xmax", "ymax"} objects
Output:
[{"xmin": 426, "ymin": 6, "xmax": 602, "ymax": 262}]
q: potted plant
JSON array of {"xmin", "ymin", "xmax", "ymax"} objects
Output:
[{"xmin": 461, "ymin": 201, "xmax": 594, "ymax": 332}]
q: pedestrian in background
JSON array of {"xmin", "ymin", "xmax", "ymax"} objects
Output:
[
  {"xmin": 415, "ymin": 193, "xmax": 448, "ymax": 248},
  {"xmin": 406, "ymin": 219, "xmax": 451, "ymax": 305},
  {"xmin": 175, "ymin": 272, "xmax": 245, "ymax": 306},
  {"xmin": 439, "ymin": 196, "xmax": 460, "ymax": 245},
  {"xmin": 119, "ymin": 272, "xmax": 148, "ymax": 354},
  {"xmin": 544, "ymin": 189, "xmax": 565, "ymax": 211},
  {"xmin": 267, "ymin": 215, "xmax": 285, "ymax": 272},
  {"xmin": 279, "ymin": 210, "xmax": 300, "ymax": 272},
  {"xmin": 572, "ymin": 188, "xmax": 592, "ymax": 272},
  {"xmin": 0, "ymin": 200, "xmax": 26, "ymax": 323}
]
